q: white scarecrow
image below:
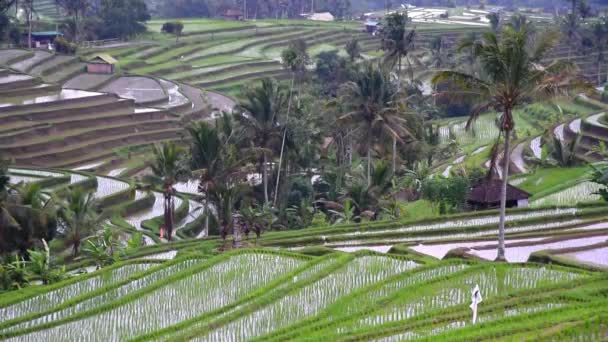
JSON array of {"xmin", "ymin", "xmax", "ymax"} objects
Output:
[{"xmin": 470, "ymin": 284, "xmax": 483, "ymax": 324}]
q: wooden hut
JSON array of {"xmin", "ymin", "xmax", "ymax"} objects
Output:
[
  {"xmin": 25, "ymin": 31, "xmax": 63, "ymax": 48},
  {"xmin": 223, "ymin": 9, "xmax": 244, "ymax": 21},
  {"xmin": 364, "ymin": 20, "xmax": 379, "ymax": 34},
  {"xmin": 467, "ymin": 179, "xmax": 531, "ymax": 210},
  {"xmin": 86, "ymin": 54, "xmax": 117, "ymax": 74}
]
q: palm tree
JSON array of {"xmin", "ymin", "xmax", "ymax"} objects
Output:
[
  {"xmin": 427, "ymin": 36, "xmax": 450, "ymax": 69},
  {"xmin": 380, "ymin": 12, "xmax": 416, "ymax": 81},
  {"xmin": 560, "ymin": 13, "xmax": 581, "ymax": 60},
  {"xmin": 345, "ymin": 38, "xmax": 361, "ymax": 62},
  {"xmin": 432, "ymin": 24, "xmax": 584, "ymax": 261},
  {"xmin": 236, "ymin": 78, "xmax": 287, "ymax": 205},
  {"xmin": 0, "ymin": 163, "xmax": 59, "ymax": 256},
  {"xmin": 189, "ymin": 114, "xmax": 254, "ymax": 237},
  {"xmin": 281, "ymin": 39, "xmax": 310, "ymax": 90},
  {"xmin": 587, "ymin": 18, "xmax": 608, "ymax": 85},
  {"xmin": 457, "ymin": 32, "xmax": 479, "ymax": 76},
  {"xmin": 349, "ymin": 160, "xmax": 393, "ymax": 215},
  {"xmin": 60, "ymin": 187, "xmax": 99, "ymax": 257},
  {"xmin": 486, "ymin": 12, "xmax": 500, "ymax": 32},
  {"xmin": 338, "ymin": 62, "xmax": 416, "ymax": 185},
  {"xmin": 147, "ymin": 142, "xmax": 189, "ymax": 241},
  {"xmin": 22, "ymin": 0, "xmax": 35, "ymax": 48}
]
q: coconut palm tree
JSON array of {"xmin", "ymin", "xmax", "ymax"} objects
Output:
[
  {"xmin": 427, "ymin": 36, "xmax": 451, "ymax": 69},
  {"xmin": 235, "ymin": 78, "xmax": 287, "ymax": 205},
  {"xmin": 338, "ymin": 62, "xmax": 416, "ymax": 185},
  {"xmin": 188, "ymin": 114, "xmax": 248, "ymax": 235},
  {"xmin": 281, "ymin": 39, "xmax": 310, "ymax": 90},
  {"xmin": 380, "ymin": 11, "xmax": 416, "ymax": 81},
  {"xmin": 587, "ymin": 18, "xmax": 608, "ymax": 86},
  {"xmin": 0, "ymin": 164, "xmax": 60, "ymax": 256},
  {"xmin": 60, "ymin": 187, "xmax": 99, "ymax": 257},
  {"xmin": 146, "ymin": 141, "xmax": 189, "ymax": 241},
  {"xmin": 345, "ymin": 38, "xmax": 361, "ymax": 62},
  {"xmin": 486, "ymin": 12, "xmax": 500, "ymax": 32},
  {"xmin": 189, "ymin": 113, "xmax": 258, "ymax": 236},
  {"xmin": 560, "ymin": 13, "xmax": 581, "ymax": 60},
  {"xmin": 432, "ymin": 24, "xmax": 584, "ymax": 261}
]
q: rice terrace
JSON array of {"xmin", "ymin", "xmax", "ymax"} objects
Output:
[{"xmin": 1, "ymin": 0, "xmax": 608, "ymax": 340}]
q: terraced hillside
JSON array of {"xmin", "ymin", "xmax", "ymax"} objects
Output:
[
  {"xmin": 32, "ymin": 0, "xmax": 61, "ymax": 21},
  {"xmin": 0, "ymin": 49, "xmax": 220, "ymax": 169},
  {"xmin": 7, "ymin": 166, "xmax": 207, "ymax": 244},
  {"xmin": 81, "ymin": 24, "xmax": 380, "ymax": 96},
  {"xmin": 0, "ymin": 246, "xmax": 606, "ymax": 340}
]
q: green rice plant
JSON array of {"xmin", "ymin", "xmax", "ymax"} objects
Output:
[
  {"xmin": 193, "ymin": 255, "xmax": 419, "ymax": 341},
  {"xmin": 431, "ymin": 299, "xmax": 608, "ymax": 341},
  {"xmin": 372, "ymin": 302, "xmax": 568, "ymax": 341},
  {"xmin": 257, "ymin": 262, "xmax": 473, "ymax": 342},
  {"xmin": 531, "ymin": 181, "xmax": 603, "ymax": 207},
  {"xmin": 0, "ymin": 263, "xmax": 153, "ymax": 322},
  {"xmin": 8, "ymin": 252, "xmax": 305, "ymax": 340},
  {"xmin": 1, "ymin": 259, "xmax": 200, "ymax": 333},
  {"xmin": 329, "ymin": 265, "xmax": 585, "ymax": 336}
]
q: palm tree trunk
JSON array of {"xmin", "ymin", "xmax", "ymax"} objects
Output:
[
  {"xmin": 273, "ymin": 74, "xmax": 295, "ymax": 206},
  {"xmin": 28, "ymin": 8, "xmax": 32, "ymax": 49},
  {"xmin": 263, "ymin": 153, "xmax": 269, "ymax": 204},
  {"xmin": 367, "ymin": 147, "xmax": 372, "ymax": 187},
  {"xmin": 598, "ymin": 59, "xmax": 602, "ymax": 86},
  {"xmin": 392, "ymin": 137, "xmax": 397, "ymax": 174},
  {"xmin": 73, "ymin": 235, "xmax": 80, "ymax": 257},
  {"xmin": 204, "ymin": 183, "xmax": 209, "ymax": 235},
  {"xmin": 397, "ymin": 55, "xmax": 402, "ymax": 82},
  {"xmin": 496, "ymin": 129, "xmax": 511, "ymax": 262}
]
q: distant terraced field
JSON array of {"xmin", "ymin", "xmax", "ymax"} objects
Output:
[{"xmin": 0, "ymin": 48, "xmax": 230, "ymax": 169}]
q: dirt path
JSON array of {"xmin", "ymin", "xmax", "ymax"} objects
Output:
[{"xmin": 206, "ymin": 90, "xmax": 237, "ymax": 113}]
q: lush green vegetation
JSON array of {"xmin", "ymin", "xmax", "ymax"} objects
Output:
[{"xmin": 1, "ymin": 0, "xmax": 608, "ymax": 340}]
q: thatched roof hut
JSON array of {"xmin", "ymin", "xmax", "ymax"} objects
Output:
[{"xmin": 467, "ymin": 179, "xmax": 531, "ymax": 210}]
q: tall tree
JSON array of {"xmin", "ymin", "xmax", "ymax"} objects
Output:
[
  {"xmin": 236, "ymin": 78, "xmax": 287, "ymax": 205},
  {"xmin": 146, "ymin": 142, "xmax": 189, "ymax": 241},
  {"xmin": 433, "ymin": 24, "xmax": 584, "ymax": 261},
  {"xmin": 1, "ymin": 162, "xmax": 59, "ymax": 257},
  {"xmin": 486, "ymin": 12, "xmax": 500, "ymax": 32},
  {"xmin": 345, "ymin": 38, "xmax": 361, "ymax": 62},
  {"xmin": 22, "ymin": 0, "xmax": 34, "ymax": 48},
  {"xmin": 281, "ymin": 39, "xmax": 310, "ymax": 91},
  {"xmin": 96, "ymin": 0, "xmax": 150, "ymax": 39},
  {"xmin": 380, "ymin": 11, "xmax": 416, "ymax": 81},
  {"xmin": 338, "ymin": 62, "xmax": 416, "ymax": 184},
  {"xmin": 587, "ymin": 17, "xmax": 608, "ymax": 85},
  {"xmin": 189, "ymin": 115, "xmax": 251, "ymax": 238},
  {"xmin": 560, "ymin": 13, "xmax": 581, "ymax": 60},
  {"xmin": 56, "ymin": 0, "xmax": 88, "ymax": 42},
  {"xmin": 60, "ymin": 187, "xmax": 98, "ymax": 257}
]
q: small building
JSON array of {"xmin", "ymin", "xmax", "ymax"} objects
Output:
[
  {"xmin": 307, "ymin": 12, "xmax": 335, "ymax": 21},
  {"xmin": 24, "ymin": 31, "xmax": 63, "ymax": 48},
  {"xmin": 364, "ymin": 19, "xmax": 379, "ymax": 33},
  {"xmin": 223, "ymin": 9, "xmax": 244, "ymax": 21},
  {"xmin": 467, "ymin": 179, "xmax": 531, "ymax": 210},
  {"xmin": 86, "ymin": 54, "xmax": 117, "ymax": 74}
]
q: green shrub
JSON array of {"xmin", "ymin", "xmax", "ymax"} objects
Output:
[
  {"xmin": 54, "ymin": 36, "xmax": 78, "ymax": 54},
  {"xmin": 601, "ymin": 90, "xmax": 608, "ymax": 103},
  {"xmin": 297, "ymin": 246, "xmax": 336, "ymax": 256},
  {"xmin": 161, "ymin": 21, "xmax": 184, "ymax": 35}
]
